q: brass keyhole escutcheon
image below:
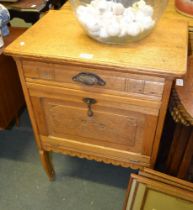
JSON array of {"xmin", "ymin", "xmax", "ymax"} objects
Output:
[{"xmin": 83, "ymin": 98, "xmax": 97, "ymax": 117}]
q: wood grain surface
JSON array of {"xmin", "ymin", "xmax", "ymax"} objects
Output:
[{"xmin": 4, "ymin": 7, "xmax": 188, "ymax": 77}]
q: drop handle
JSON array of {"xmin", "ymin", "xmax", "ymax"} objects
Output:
[
  {"xmin": 72, "ymin": 72, "xmax": 106, "ymax": 86},
  {"xmin": 83, "ymin": 98, "xmax": 97, "ymax": 117}
]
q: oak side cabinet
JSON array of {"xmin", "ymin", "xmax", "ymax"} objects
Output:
[{"xmin": 4, "ymin": 8, "xmax": 188, "ymax": 180}]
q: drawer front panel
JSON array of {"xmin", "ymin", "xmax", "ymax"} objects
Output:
[
  {"xmin": 30, "ymin": 86, "xmax": 158, "ymax": 157},
  {"xmin": 43, "ymin": 100, "xmax": 144, "ymax": 152},
  {"xmin": 23, "ymin": 60, "xmax": 165, "ymax": 99}
]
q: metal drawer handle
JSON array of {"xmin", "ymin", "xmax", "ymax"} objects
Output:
[
  {"xmin": 72, "ymin": 72, "xmax": 106, "ymax": 86},
  {"xmin": 83, "ymin": 98, "xmax": 97, "ymax": 117}
]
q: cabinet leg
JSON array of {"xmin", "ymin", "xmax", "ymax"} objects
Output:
[{"xmin": 39, "ymin": 150, "xmax": 55, "ymax": 181}]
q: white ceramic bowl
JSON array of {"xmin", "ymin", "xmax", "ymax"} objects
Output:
[{"xmin": 70, "ymin": 0, "xmax": 168, "ymax": 44}]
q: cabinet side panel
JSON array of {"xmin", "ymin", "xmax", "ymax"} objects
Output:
[
  {"xmin": 15, "ymin": 59, "xmax": 42, "ymax": 149},
  {"xmin": 150, "ymin": 79, "xmax": 173, "ymax": 167}
]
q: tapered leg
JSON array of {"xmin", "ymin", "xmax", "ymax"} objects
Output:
[{"xmin": 39, "ymin": 150, "xmax": 55, "ymax": 181}]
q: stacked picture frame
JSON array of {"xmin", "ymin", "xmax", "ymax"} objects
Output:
[{"xmin": 124, "ymin": 168, "xmax": 193, "ymax": 210}]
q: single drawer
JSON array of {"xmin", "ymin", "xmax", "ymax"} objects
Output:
[{"xmin": 23, "ymin": 60, "xmax": 165, "ymax": 100}]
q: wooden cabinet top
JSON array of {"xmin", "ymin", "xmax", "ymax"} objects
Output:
[{"xmin": 4, "ymin": 6, "xmax": 188, "ymax": 77}]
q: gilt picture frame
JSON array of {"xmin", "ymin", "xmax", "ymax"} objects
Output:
[{"xmin": 124, "ymin": 170, "xmax": 193, "ymax": 210}]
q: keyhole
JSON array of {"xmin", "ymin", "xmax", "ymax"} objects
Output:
[{"xmin": 83, "ymin": 98, "xmax": 97, "ymax": 117}]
